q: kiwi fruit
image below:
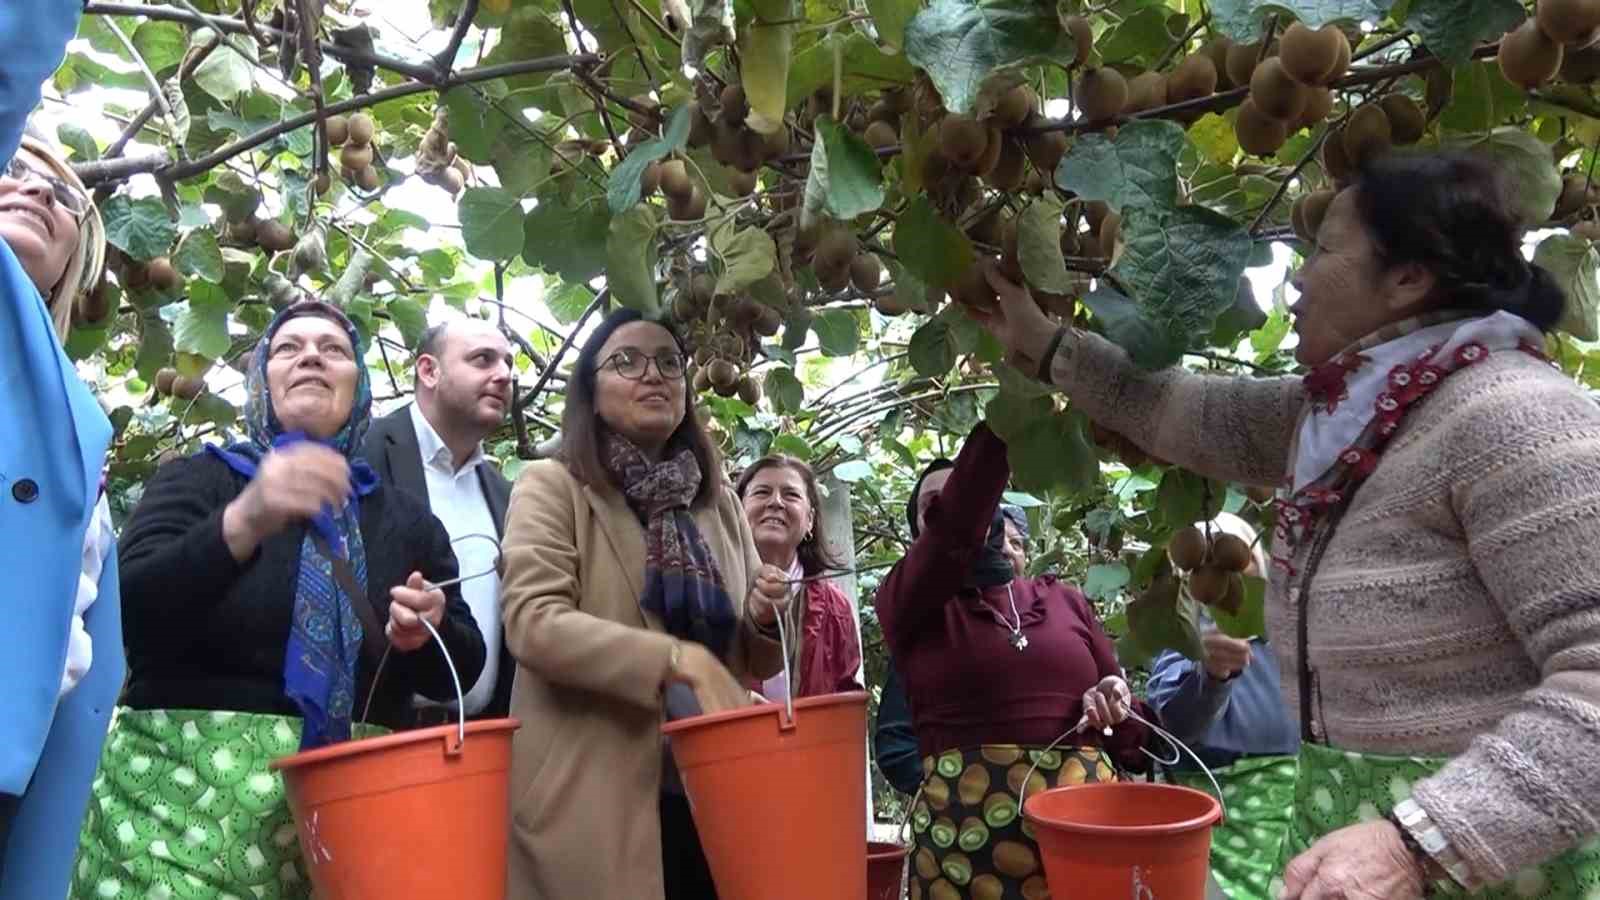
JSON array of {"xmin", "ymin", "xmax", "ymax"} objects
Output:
[
  {"xmin": 171, "ymin": 375, "xmax": 205, "ymax": 401},
  {"xmin": 707, "ymin": 359, "xmax": 739, "ymax": 392},
  {"xmin": 78, "ymin": 283, "xmax": 111, "ymax": 323},
  {"xmin": 1075, "ymin": 68, "xmax": 1128, "ymax": 121},
  {"xmin": 1124, "ymin": 72, "xmax": 1169, "ymax": 113},
  {"xmin": 710, "ymin": 119, "xmax": 743, "ymax": 166},
  {"xmin": 1024, "ymin": 168, "xmax": 1046, "ymax": 195},
  {"xmin": 324, "ymin": 115, "xmax": 349, "ymax": 146},
  {"xmin": 346, "ymin": 113, "xmax": 375, "ymax": 146},
  {"xmin": 993, "ymin": 84, "xmax": 1037, "ymax": 127},
  {"xmin": 1083, "ymin": 199, "xmax": 1110, "ymax": 233},
  {"xmin": 1499, "ymin": 18, "xmax": 1564, "ymax": 89},
  {"xmin": 949, "ymin": 260, "xmax": 999, "ymax": 310},
  {"xmin": 753, "ymin": 304, "xmax": 783, "ymax": 336},
  {"xmin": 868, "ymin": 98, "xmax": 900, "ymax": 125},
  {"xmin": 813, "ymin": 231, "xmax": 859, "ymax": 283},
  {"xmin": 734, "ymin": 128, "xmax": 769, "ymax": 172},
  {"xmin": 1297, "ymin": 86, "xmax": 1334, "ymax": 130},
  {"xmin": 1291, "ymin": 188, "xmax": 1336, "ymax": 241},
  {"xmin": 967, "ymin": 207, "xmax": 1005, "ymax": 246},
  {"xmin": 256, "ymin": 220, "xmax": 297, "ymax": 253},
  {"xmin": 973, "ymin": 127, "xmax": 1005, "ymax": 176},
  {"xmin": 1169, "ymin": 525, "xmax": 1208, "ymax": 570},
  {"xmin": 146, "ymin": 256, "xmax": 179, "ymax": 291},
  {"xmin": 759, "ymin": 127, "xmax": 791, "ymax": 160},
  {"xmin": 846, "ymin": 252, "xmax": 883, "ymax": 294},
  {"xmin": 640, "ymin": 160, "xmax": 663, "ymax": 196},
  {"xmin": 1539, "ymin": 0, "xmax": 1600, "ymax": 45},
  {"xmin": 155, "ymin": 367, "xmax": 178, "ymax": 396},
  {"xmin": 1326, "ymin": 29, "xmax": 1352, "ymax": 83},
  {"xmin": 1250, "ymin": 58, "xmax": 1309, "ymax": 121},
  {"xmin": 625, "ymin": 94, "xmax": 660, "ymax": 132},
  {"xmin": 356, "ymin": 165, "xmax": 381, "ymax": 190},
  {"xmin": 1203, "ymin": 37, "xmax": 1237, "ymax": 89},
  {"xmin": 227, "ymin": 218, "xmax": 258, "ymax": 244},
  {"xmin": 1188, "ymin": 565, "xmax": 1230, "ymax": 605},
  {"xmin": 1060, "ymin": 226, "xmax": 1082, "ymax": 258},
  {"xmin": 728, "ymin": 168, "xmax": 758, "ymax": 197},
  {"xmin": 1379, "ymin": 94, "xmax": 1425, "ymax": 144},
  {"xmin": 1234, "ymin": 99, "xmax": 1289, "ymax": 156},
  {"xmin": 667, "ymin": 185, "xmax": 707, "ymax": 221},
  {"xmin": 732, "ymin": 374, "xmax": 760, "ymax": 405},
  {"xmin": 940, "ymin": 114, "xmax": 991, "ymax": 172},
  {"xmin": 1555, "ymin": 174, "xmax": 1592, "ymax": 219},
  {"xmin": 1576, "ymin": 219, "xmax": 1600, "ymax": 240},
  {"xmin": 692, "ymin": 366, "xmax": 712, "ymax": 392},
  {"xmin": 1322, "ymin": 127, "xmax": 1355, "ymax": 182},
  {"xmin": 658, "ymin": 160, "xmax": 693, "ymax": 199},
  {"xmin": 1211, "ymin": 533, "xmax": 1253, "ymax": 572},
  {"xmin": 720, "ymin": 84, "xmax": 749, "ymax": 124},
  {"xmin": 865, "ymin": 120, "xmax": 898, "ymax": 149},
  {"xmin": 1065, "ymin": 15, "xmax": 1093, "ymax": 67},
  {"xmin": 1168, "ymin": 55, "xmax": 1220, "ymax": 104},
  {"xmin": 1562, "ymin": 43, "xmax": 1600, "ymax": 81},
  {"xmin": 874, "ymin": 292, "xmax": 914, "ymax": 316},
  {"xmin": 1024, "ymin": 127, "xmax": 1069, "ymax": 175},
  {"xmin": 314, "ymin": 171, "xmax": 334, "ymax": 196},
  {"xmin": 1279, "ymin": 22, "xmax": 1346, "ymax": 86},
  {"xmin": 1226, "ymin": 40, "xmax": 1269, "ymax": 89},
  {"xmin": 999, "ymin": 218, "xmax": 1023, "ymax": 281},
  {"xmin": 340, "ymin": 143, "xmax": 374, "ymax": 171},
  {"xmin": 817, "ymin": 262, "xmax": 853, "ymax": 293},
  {"xmin": 1342, "ymin": 103, "xmax": 1393, "ymax": 166},
  {"xmin": 986, "ymin": 138, "xmax": 1027, "ymax": 191}
]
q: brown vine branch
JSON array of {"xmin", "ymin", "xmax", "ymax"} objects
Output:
[
  {"xmin": 106, "ymin": 35, "xmax": 221, "ymax": 159},
  {"xmin": 516, "ymin": 289, "xmax": 607, "ymax": 412},
  {"xmin": 434, "ymin": 0, "xmax": 482, "ymax": 75},
  {"xmin": 1247, "ymin": 115, "xmax": 1340, "ymax": 234}
]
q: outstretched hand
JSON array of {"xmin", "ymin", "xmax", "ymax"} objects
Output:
[{"xmin": 964, "ymin": 259, "xmax": 1059, "ymax": 371}]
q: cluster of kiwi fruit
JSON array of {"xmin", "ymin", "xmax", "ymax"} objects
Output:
[
  {"xmin": 1228, "ymin": 23, "xmax": 1349, "ymax": 157},
  {"xmin": 1167, "ymin": 523, "xmax": 1254, "ymax": 614},
  {"xmin": 326, "ymin": 113, "xmax": 382, "ymax": 192},
  {"xmin": 221, "ymin": 189, "xmax": 297, "ymax": 254},
  {"xmin": 1499, "ymin": 0, "xmax": 1600, "ymax": 89},
  {"xmin": 116, "ymin": 253, "xmax": 183, "ymax": 297},
  {"xmin": 414, "ymin": 115, "xmax": 471, "ymax": 197},
  {"xmin": 73, "ymin": 277, "xmax": 114, "ymax": 326},
  {"xmin": 685, "ymin": 324, "xmax": 764, "ymax": 404},
  {"xmin": 153, "ymin": 366, "xmax": 207, "ymax": 402},
  {"xmin": 640, "ymin": 158, "xmax": 709, "ymax": 221},
  {"xmin": 798, "ymin": 228, "xmax": 884, "ymax": 296},
  {"xmin": 1319, "ymin": 92, "xmax": 1426, "ymax": 183}
]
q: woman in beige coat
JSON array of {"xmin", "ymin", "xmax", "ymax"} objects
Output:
[{"xmin": 500, "ymin": 308, "xmax": 786, "ymax": 900}]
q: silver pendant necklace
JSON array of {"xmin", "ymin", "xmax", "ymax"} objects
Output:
[{"xmin": 999, "ymin": 583, "xmax": 1027, "ymax": 651}]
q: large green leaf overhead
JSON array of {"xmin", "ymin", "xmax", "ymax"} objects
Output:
[{"xmin": 904, "ymin": 0, "xmax": 1078, "ymax": 115}]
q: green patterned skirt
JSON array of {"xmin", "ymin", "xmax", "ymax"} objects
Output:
[
  {"xmin": 1168, "ymin": 754, "xmax": 1297, "ymax": 900},
  {"xmin": 1269, "ymin": 742, "xmax": 1600, "ymax": 899},
  {"xmin": 70, "ymin": 708, "xmax": 387, "ymax": 900},
  {"xmin": 908, "ymin": 744, "xmax": 1118, "ymax": 900}
]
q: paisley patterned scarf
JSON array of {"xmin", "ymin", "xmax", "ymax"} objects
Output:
[{"xmin": 603, "ymin": 431, "xmax": 737, "ymax": 659}]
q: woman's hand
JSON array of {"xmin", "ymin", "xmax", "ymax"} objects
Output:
[
  {"xmin": 387, "ymin": 571, "xmax": 446, "ymax": 652},
  {"xmin": 1279, "ymin": 821, "xmax": 1428, "ymax": 900},
  {"xmin": 746, "ymin": 563, "xmax": 790, "ymax": 628},
  {"xmin": 1082, "ymin": 674, "xmax": 1133, "ymax": 730},
  {"xmin": 669, "ymin": 641, "xmax": 753, "ymax": 714},
  {"xmin": 965, "ymin": 260, "xmax": 1060, "ymax": 371},
  {"xmin": 221, "ymin": 443, "xmax": 351, "ymax": 560}
]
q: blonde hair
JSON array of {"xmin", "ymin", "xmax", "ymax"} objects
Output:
[
  {"xmin": 16, "ymin": 135, "xmax": 106, "ymax": 341},
  {"xmin": 1203, "ymin": 511, "xmax": 1268, "ymax": 577}
]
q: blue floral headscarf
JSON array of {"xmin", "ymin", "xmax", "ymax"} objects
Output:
[{"xmin": 206, "ymin": 301, "xmax": 381, "ymax": 748}]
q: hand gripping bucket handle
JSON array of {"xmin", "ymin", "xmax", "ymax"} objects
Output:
[
  {"xmin": 360, "ymin": 617, "xmax": 467, "ymax": 752},
  {"xmin": 1016, "ymin": 708, "xmax": 1229, "ymax": 823}
]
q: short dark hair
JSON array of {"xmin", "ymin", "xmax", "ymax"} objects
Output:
[
  {"xmin": 559, "ymin": 308, "xmax": 720, "ymax": 507},
  {"xmin": 417, "ymin": 322, "xmax": 450, "ymax": 359},
  {"xmin": 735, "ymin": 456, "xmax": 848, "ymax": 576},
  {"xmin": 1350, "ymin": 150, "xmax": 1565, "ymax": 331}
]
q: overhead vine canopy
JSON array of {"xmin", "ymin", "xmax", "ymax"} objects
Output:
[{"xmin": 55, "ymin": 0, "xmax": 1600, "ymax": 665}]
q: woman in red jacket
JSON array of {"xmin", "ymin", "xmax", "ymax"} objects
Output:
[{"xmin": 736, "ymin": 456, "xmax": 863, "ymax": 698}]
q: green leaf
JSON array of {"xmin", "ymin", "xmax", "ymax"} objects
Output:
[
  {"xmin": 1017, "ymin": 196, "xmax": 1074, "ymax": 294},
  {"xmin": 739, "ymin": 0, "xmax": 796, "ymax": 135},
  {"xmin": 712, "ymin": 225, "xmax": 779, "ymax": 296},
  {"xmin": 442, "ymin": 86, "xmax": 505, "ymax": 163},
  {"xmin": 1155, "ymin": 468, "xmax": 1224, "ymax": 530},
  {"xmin": 1535, "ymin": 233, "xmax": 1600, "ymax": 341},
  {"xmin": 65, "ymin": 324, "xmax": 110, "ymax": 361},
  {"xmin": 192, "ymin": 42, "xmax": 254, "ymax": 102},
  {"xmin": 803, "ymin": 116, "xmax": 886, "ymax": 223},
  {"xmin": 172, "ymin": 230, "xmax": 224, "ymax": 284},
  {"xmin": 1251, "ymin": 303, "xmax": 1293, "ymax": 357},
  {"xmin": 833, "ymin": 459, "xmax": 874, "ymax": 482},
  {"xmin": 1084, "ymin": 562, "xmax": 1132, "ymax": 602},
  {"xmin": 1097, "ymin": 6, "xmax": 1174, "ymax": 67},
  {"xmin": 134, "ymin": 313, "xmax": 174, "ymax": 381},
  {"xmin": 766, "ymin": 366, "xmax": 806, "ymax": 414},
  {"xmin": 813, "ymin": 309, "xmax": 861, "ymax": 356},
  {"xmin": 1211, "ymin": 277, "xmax": 1269, "ymax": 347},
  {"xmin": 608, "ymin": 105, "xmax": 692, "ymax": 215},
  {"xmin": 101, "ymin": 195, "xmax": 177, "ymax": 262},
  {"xmin": 1208, "ymin": 0, "xmax": 1392, "ymax": 43},
  {"xmin": 1449, "ymin": 128, "xmax": 1562, "ymax": 225},
  {"xmin": 771, "ymin": 434, "xmax": 814, "ymax": 458},
  {"xmin": 546, "ymin": 281, "xmax": 595, "ymax": 324},
  {"xmin": 1055, "ymin": 119, "xmax": 1187, "ymax": 212},
  {"xmin": 460, "ymin": 187, "xmax": 528, "ymax": 261},
  {"xmin": 894, "ymin": 196, "xmax": 974, "ymax": 287},
  {"xmin": 904, "ymin": 0, "xmax": 1077, "ymax": 114},
  {"xmin": 132, "ymin": 20, "xmax": 188, "ymax": 75},
  {"xmin": 984, "ymin": 390, "xmax": 1054, "ymax": 442},
  {"xmin": 1082, "ymin": 287, "xmax": 1184, "ymax": 368},
  {"xmin": 1127, "ymin": 576, "xmax": 1204, "ymax": 659},
  {"xmin": 909, "ymin": 318, "xmax": 957, "ymax": 376},
  {"xmin": 1187, "ymin": 113, "xmax": 1239, "ymax": 167},
  {"xmin": 1406, "ymin": 0, "xmax": 1523, "ymax": 65},
  {"xmin": 491, "ymin": 118, "xmax": 556, "ymax": 198},
  {"xmin": 1114, "ymin": 204, "xmax": 1254, "ymax": 346},
  {"xmin": 1210, "ymin": 575, "xmax": 1268, "ymax": 639},
  {"xmin": 787, "ymin": 32, "xmax": 916, "ymax": 107},
  {"xmin": 1009, "ymin": 410, "xmax": 1098, "ymax": 494},
  {"xmin": 480, "ymin": 8, "xmax": 568, "ymax": 90},
  {"xmin": 173, "ymin": 290, "xmax": 232, "ymax": 360},
  {"xmin": 606, "ymin": 204, "xmax": 661, "ymax": 315},
  {"xmin": 524, "ymin": 193, "xmax": 612, "ymax": 284},
  {"xmin": 56, "ymin": 123, "xmax": 99, "ymax": 162},
  {"xmin": 1439, "ymin": 61, "xmax": 1527, "ymax": 136},
  {"xmin": 866, "ymin": 0, "xmax": 920, "ymax": 49},
  {"xmin": 388, "ymin": 297, "xmax": 430, "ymax": 349}
]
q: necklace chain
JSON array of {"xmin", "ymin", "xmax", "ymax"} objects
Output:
[{"xmin": 996, "ymin": 583, "xmax": 1027, "ymax": 651}]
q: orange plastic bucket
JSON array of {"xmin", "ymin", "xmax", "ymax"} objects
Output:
[
  {"xmin": 868, "ymin": 841, "xmax": 909, "ymax": 900},
  {"xmin": 271, "ymin": 718, "xmax": 520, "ymax": 899},
  {"xmin": 1023, "ymin": 782, "xmax": 1222, "ymax": 899},
  {"xmin": 663, "ymin": 691, "xmax": 868, "ymax": 900}
]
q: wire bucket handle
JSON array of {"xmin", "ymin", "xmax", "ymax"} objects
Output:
[
  {"xmin": 772, "ymin": 597, "xmax": 797, "ymax": 730},
  {"xmin": 360, "ymin": 617, "xmax": 468, "ymax": 752},
  {"xmin": 1015, "ymin": 709, "xmax": 1229, "ymax": 824}
]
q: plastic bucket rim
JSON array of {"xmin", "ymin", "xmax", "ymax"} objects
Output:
[
  {"xmin": 269, "ymin": 717, "xmax": 521, "ymax": 772},
  {"xmin": 660, "ymin": 690, "xmax": 868, "ymax": 735},
  {"xmin": 867, "ymin": 841, "xmax": 910, "ymax": 861},
  {"xmin": 1022, "ymin": 782, "xmax": 1223, "ymax": 837}
]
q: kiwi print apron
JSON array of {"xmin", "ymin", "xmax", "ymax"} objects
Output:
[
  {"xmin": 908, "ymin": 744, "xmax": 1117, "ymax": 900},
  {"xmin": 1168, "ymin": 755, "xmax": 1297, "ymax": 900},
  {"xmin": 1268, "ymin": 743, "xmax": 1600, "ymax": 899},
  {"xmin": 70, "ymin": 708, "xmax": 387, "ymax": 900}
]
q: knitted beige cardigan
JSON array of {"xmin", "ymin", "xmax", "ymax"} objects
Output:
[{"xmin": 1040, "ymin": 326, "xmax": 1600, "ymax": 885}]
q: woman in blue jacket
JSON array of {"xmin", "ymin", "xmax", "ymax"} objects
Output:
[{"xmin": 0, "ymin": 1, "xmax": 126, "ymax": 898}]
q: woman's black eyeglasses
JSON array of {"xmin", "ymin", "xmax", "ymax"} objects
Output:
[
  {"xmin": 600, "ymin": 348, "xmax": 686, "ymax": 380},
  {"xmin": 3, "ymin": 156, "xmax": 90, "ymax": 218}
]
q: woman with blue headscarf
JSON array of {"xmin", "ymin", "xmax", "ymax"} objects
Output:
[{"xmin": 71, "ymin": 301, "xmax": 486, "ymax": 900}]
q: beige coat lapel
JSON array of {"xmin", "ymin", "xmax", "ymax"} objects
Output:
[{"xmin": 583, "ymin": 483, "xmax": 646, "ymax": 602}]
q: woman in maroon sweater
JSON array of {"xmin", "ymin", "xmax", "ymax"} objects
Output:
[{"xmin": 879, "ymin": 422, "xmax": 1149, "ymax": 900}]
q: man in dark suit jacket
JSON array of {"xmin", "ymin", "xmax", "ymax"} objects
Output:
[{"xmin": 362, "ymin": 319, "xmax": 517, "ymax": 721}]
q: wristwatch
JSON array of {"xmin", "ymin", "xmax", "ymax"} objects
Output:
[{"xmin": 1389, "ymin": 798, "xmax": 1480, "ymax": 893}]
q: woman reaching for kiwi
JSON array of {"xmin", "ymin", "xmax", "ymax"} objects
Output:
[{"xmin": 970, "ymin": 150, "xmax": 1600, "ymax": 897}]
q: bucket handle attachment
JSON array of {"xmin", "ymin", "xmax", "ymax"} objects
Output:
[
  {"xmin": 1015, "ymin": 709, "xmax": 1228, "ymax": 824},
  {"xmin": 771, "ymin": 595, "xmax": 797, "ymax": 730},
  {"xmin": 361, "ymin": 616, "xmax": 468, "ymax": 754}
]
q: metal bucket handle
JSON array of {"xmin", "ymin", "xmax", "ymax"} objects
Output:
[{"xmin": 360, "ymin": 617, "xmax": 467, "ymax": 753}]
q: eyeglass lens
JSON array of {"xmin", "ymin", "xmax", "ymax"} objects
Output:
[{"xmin": 4, "ymin": 157, "xmax": 88, "ymax": 215}]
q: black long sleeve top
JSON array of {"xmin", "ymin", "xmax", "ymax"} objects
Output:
[{"xmin": 117, "ymin": 452, "xmax": 487, "ymax": 731}]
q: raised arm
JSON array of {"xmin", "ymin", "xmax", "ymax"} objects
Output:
[
  {"xmin": 876, "ymin": 423, "xmax": 1010, "ymax": 654},
  {"xmin": 0, "ymin": 0, "xmax": 81, "ymax": 166},
  {"xmin": 968, "ymin": 262, "xmax": 1304, "ymax": 487},
  {"xmin": 724, "ymin": 483, "xmax": 783, "ymax": 682},
  {"xmin": 1145, "ymin": 650, "xmax": 1233, "ymax": 745}
]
